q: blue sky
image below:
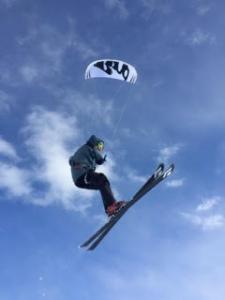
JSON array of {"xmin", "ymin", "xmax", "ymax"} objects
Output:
[{"xmin": 1, "ymin": 0, "xmax": 225, "ymax": 299}]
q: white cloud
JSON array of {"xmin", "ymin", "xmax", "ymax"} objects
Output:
[
  {"xmin": 166, "ymin": 178, "xmax": 184, "ymax": 188},
  {"xmin": 16, "ymin": 24, "xmax": 99, "ymax": 84},
  {"xmin": 21, "ymin": 106, "xmax": 118, "ymax": 212},
  {"xmin": 196, "ymin": 196, "xmax": 221, "ymax": 212},
  {"xmin": 141, "ymin": 0, "xmax": 172, "ymax": 19},
  {"xmin": 17, "ymin": 28, "xmax": 37, "ymax": 46},
  {"xmin": 40, "ymin": 38, "xmax": 69, "ymax": 73},
  {"xmin": 197, "ymin": 4, "xmax": 211, "ymax": 16},
  {"xmin": 20, "ymin": 64, "xmax": 39, "ymax": 83},
  {"xmin": 0, "ymin": 87, "xmax": 121, "ymax": 212},
  {"xmin": 181, "ymin": 196, "xmax": 225, "ymax": 231},
  {"xmin": 0, "ymin": 136, "xmax": 19, "ymax": 160},
  {"xmin": 0, "ymin": 90, "xmax": 11, "ymax": 112},
  {"xmin": 56, "ymin": 90, "xmax": 114, "ymax": 128},
  {"xmin": 23, "ymin": 106, "xmax": 91, "ymax": 210},
  {"xmin": 157, "ymin": 144, "xmax": 182, "ymax": 162},
  {"xmin": 93, "ymin": 213, "xmax": 108, "ymax": 226},
  {"xmin": 104, "ymin": 0, "xmax": 129, "ymax": 19},
  {"xmin": 91, "ymin": 229, "xmax": 225, "ymax": 300},
  {"xmin": 125, "ymin": 167, "xmax": 147, "ymax": 184},
  {"xmin": 184, "ymin": 29, "xmax": 215, "ymax": 46},
  {"xmin": 71, "ymin": 35, "xmax": 99, "ymax": 60},
  {"xmin": 98, "ymin": 155, "xmax": 119, "ymax": 182},
  {"xmin": 38, "ymin": 25, "xmax": 98, "ymax": 64},
  {"xmin": 141, "ymin": 0, "xmax": 156, "ymax": 14},
  {"xmin": 181, "ymin": 212, "xmax": 225, "ymax": 231},
  {"xmin": 0, "ymin": 162, "xmax": 32, "ymax": 197}
]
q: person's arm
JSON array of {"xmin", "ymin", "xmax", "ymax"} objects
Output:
[{"xmin": 95, "ymin": 150, "xmax": 106, "ymax": 165}]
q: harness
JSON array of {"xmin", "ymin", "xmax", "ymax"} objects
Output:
[
  {"xmin": 71, "ymin": 162, "xmax": 88, "ymax": 169},
  {"xmin": 70, "ymin": 160, "xmax": 92, "ymax": 184}
]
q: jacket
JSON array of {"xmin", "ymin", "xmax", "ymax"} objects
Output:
[{"xmin": 69, "ymin": 135, "xmax": 105, "ymax": 184}]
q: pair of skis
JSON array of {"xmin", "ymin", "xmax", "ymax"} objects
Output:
[{"xmin": 80, "ymin": 163, "xmax": 175, "ymax": 251}]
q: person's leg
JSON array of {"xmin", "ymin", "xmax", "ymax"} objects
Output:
[{"xmin": 75, "ymin": 171, "xmax": 116, "ymax": 210}]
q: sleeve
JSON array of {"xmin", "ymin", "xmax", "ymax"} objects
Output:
[{"xmin": 94, "ymin": 150, "xmax": 105, "ymax": 165}]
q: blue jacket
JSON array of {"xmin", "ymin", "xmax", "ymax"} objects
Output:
[{"xmin": 69, "ymin": 135, "xmax": 105, "ymax": 184}]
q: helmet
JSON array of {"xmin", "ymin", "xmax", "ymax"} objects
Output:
[{"xmin": 87, "ymin": 135, "xmax": 104, "ymax": 151}]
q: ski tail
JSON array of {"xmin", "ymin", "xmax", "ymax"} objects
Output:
[{"xmin": 79, "ymin": 219, "xmax": 111, "ymax": 248}]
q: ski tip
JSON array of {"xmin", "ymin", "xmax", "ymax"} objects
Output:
[
  {"xmin": 154, "ymin": 163, "xmax": 165, "ymax": 179},
  {"xmin": 163, "ymin": 163, "xmax": 175, "ymax": 178}
]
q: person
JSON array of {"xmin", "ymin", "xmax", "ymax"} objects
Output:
[{"xmin": 69, "ymin": 135, "xmax": 126, "ymax": 217}]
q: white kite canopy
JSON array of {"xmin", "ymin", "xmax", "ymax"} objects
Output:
[{"xmin": 85, "ymin": 59, "xmax": 137, "ymax": 83}]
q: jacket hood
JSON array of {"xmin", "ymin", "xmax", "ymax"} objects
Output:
[{"xmin": 86, "ymin": 135, "xmax": 104, "ymax": 148}]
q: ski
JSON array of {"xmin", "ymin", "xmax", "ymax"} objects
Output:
[
  {"xmin": 80, "ymin": 163, "xmax": 174, "ymax": 250},
  {"xmin": 87, "ymin": 163, "xmax": 174, "ymax": 251},
  {"xmin": 80, "ymin": 163, "xmax": 164, "ymax": 249}
]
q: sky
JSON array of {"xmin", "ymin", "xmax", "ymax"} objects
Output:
[{"xmin": 0, "ymin": 0, "xmax": 225, "ymax": 299}]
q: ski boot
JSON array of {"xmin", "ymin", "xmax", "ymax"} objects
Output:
[{"xmin": 106, "ymin": 201, "xmax": 126, "ymax": 217}]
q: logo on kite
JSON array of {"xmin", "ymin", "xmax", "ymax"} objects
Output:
[{"xmin": 85, "ymin": 59, "xmax": 137, "ymax": 84}]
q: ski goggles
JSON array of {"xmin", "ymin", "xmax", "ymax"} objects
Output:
[{"xmin": 96, "ymin": 141, "xmax": 104, "ymax": 152}]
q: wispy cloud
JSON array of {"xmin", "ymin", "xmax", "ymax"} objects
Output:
[
  {"xmin": 17, "ymin": 28, "xmax": 37, "ymax": 46},
  {"xmin": 157, "ymin": 144, "xmax": 182, "ymax": 163},
  {"xmin": 196, "ymin": 4, "xmax": 212, "ymax": 16},
  {"xmin": 0, "ymin": 106, "xmax": 95, "ymax": 211},
  {"xmin": 36, "ymin": 24, "xmax": 98, "ymax": 62},
  {"xmin": 92, "ymin": 229, "xmax": 225, "ymax": 300},
  {"xmin": 103, "ymin": 0, "xmax": 130, "ymax": 19},
  {"xmin": 98, "ymin": 154, "xmax": 119, "ymax": 183},
  {"xmin": 196, "ymin": 196, "xmax": 221, "ymax": 212},
  {"xmin": 125, "ymin": 167, "xmax": 147, "ymax": 184},
  {"xmin": 0, "ymin": 90, "xmax": 11, "ymax": 113},
  {"xmin": 0, "ymin": 136, "xmax": 19, "ymax": 160},
  {"xmin": 0, "ymin": 162, "xmax": 32, "ymax": 197},
  {"xmin": 20, "ymin": 64, "xmax": 39, "ymax": 83},
  {"xmin": 71, "ymin": 34, "xmax": 99, "ymax": 60},
  {"xmin": 181, "ymin": 196, "xmax": 225, "ymax": 231},
  {"xmin": 0, "ymin": 75, "xmax": 122, "ymax": 210},
  {"xmin": 20, "ymin": 105, "xmax": 118, "ymax": 212},
  {"xmin": 22, "ymin": 106, "xmax": 91, "ymax": 209},
  {"xmin": 181, "ymin": 212, "xmax": 225, "ymax": 231},
  {"xmin": 140, "ymin": 0, "xmax": 172, "ymax": 19},
  {"xmin": 54, "ymin": 89, "xmax": 115, "ymax": 128},
  {"xmin": 15, "ymin": 23, "xmax": 99, "ymax": 85},
  {"xmin": 38, "ymin": 29, "xmax": 72, "ymax": 72},
  {"xmin": 183, "ymin": 29, "xmax": 216, "ymax": 46},
  {"xmin": 166, "ymin": 178, "xmax": 184, "ymax": 188}
]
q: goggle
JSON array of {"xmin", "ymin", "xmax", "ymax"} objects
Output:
[{"xmin": 96, "ymin": 142, "xmax": 104, "ymax": 151}]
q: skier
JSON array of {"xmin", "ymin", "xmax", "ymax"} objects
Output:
[{"xmin": 69, "ymin": 135, "xmax": 126, "ymax": 217}]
